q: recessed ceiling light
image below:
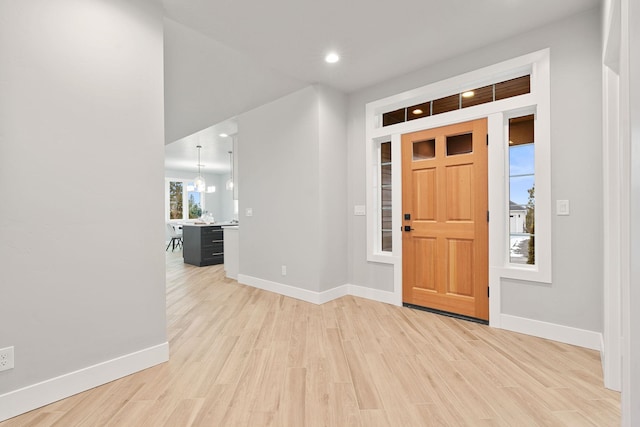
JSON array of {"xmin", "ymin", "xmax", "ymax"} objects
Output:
[
  {"xmin": 219, "ymin": 133, "xmax": 228, "ymax": 138},
  {"xmin": 325, "ymin": 52, "xmax": 340, "ymax": 64},
  {"xmin": 412, "ymin": 109, "xmax": 423, "ymax": 115},
  {"xmin": 462, "ymin": 91, "xmax": 475, "ymax": 98}
]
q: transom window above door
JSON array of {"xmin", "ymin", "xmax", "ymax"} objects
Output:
[{"xmin": 382, "ymin": 75, "xmax": 530, "ymax": 127}]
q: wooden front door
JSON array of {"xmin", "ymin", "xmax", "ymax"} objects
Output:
[{"xmin": 402, "ymin": 119, "xmax": 489, "ymax": 321}]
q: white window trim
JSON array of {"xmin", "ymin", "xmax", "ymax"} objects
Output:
[{"xmin": 365, "ymin": 49, "xmax": 552, "ymax": 323}]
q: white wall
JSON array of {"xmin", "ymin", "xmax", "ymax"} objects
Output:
[
  {"xmin": 347, "ymin": 9, "xmax": 604, "ymax": 332},
  {"xmin": 622, "ymin": 0, "xmax": 640, "ymax": 423},
  {"xmin": 317, "ymin": 85, "xmax": 348, "ymax": 291},
  {"xmin": 238, "ymin": 85, "xmax": 348, "ymax": 293},
  {"xmin": 0, "ymin": 0, "xmax": 167, "ymax": 419},
  {"xmin": 238, "ymin": 86, "xmax": 321, "ymax": 290}
]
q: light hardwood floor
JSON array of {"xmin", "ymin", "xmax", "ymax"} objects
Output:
[{"xmin": 1, "ymin": 251, "xmax": 620, "ymax": 426}]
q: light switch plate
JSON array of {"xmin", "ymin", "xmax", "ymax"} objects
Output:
[
  {"xmin": 245, "ymin": 208, "xmax": 253, "ymax": 217},
  {"xmin": 557, "ymin": 200, "xmax": 570, "ymax": 216},
  {"xmin": 354, "ymin": 205, "xmax": 366, "ymax": 216}
]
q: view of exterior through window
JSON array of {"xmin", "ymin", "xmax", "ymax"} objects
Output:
[
  {"xmin": 169, "ymin": 181, "xmax": 183, "ymax": 219},
  {"xmin": 168, "ymin": 180, "xmax": 203, "ymax": 220},
  {"xmin": 381, "ymin": 142, "xmax": 392, "ymax": 251},
  {"xmin": 508, "ymin": 115, "xmax": 535, "ymax": 264},
  {"xmin": 188, "ymin": 190, "xmax": 202, "ymax": 219}
]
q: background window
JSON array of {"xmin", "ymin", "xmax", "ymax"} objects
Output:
[
  {"xmin": 167, "ymin": 179, "xmax": 204, "ymax": 221},
  {"xmin": 169, "ymin": 181, "xmax": 183, "ymax": 219},
  {"xmin": 187, "ymin": 190, "xmax": 202, "ymax": 219}
]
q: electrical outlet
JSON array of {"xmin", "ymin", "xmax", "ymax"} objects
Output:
[
  {"xmin": 0, "ymin": 346, "xmax": 14, "ymax": 372},
  {"xmin": 281, "ymin": 265, "xmax": 287, "ymax": 276}
]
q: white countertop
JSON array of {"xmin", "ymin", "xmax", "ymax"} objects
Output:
[{"xmin": 181, "ymin": 221, "xmax": 238, "ymax": 227}]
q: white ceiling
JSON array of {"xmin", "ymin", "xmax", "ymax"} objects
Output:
[
  {"xmin": 163, "ymin": 0, "xmax": 601, "ymax": 173},
  {"xmin": 164, "ymin": 118, "xmax": 237, "ymax": 174}
]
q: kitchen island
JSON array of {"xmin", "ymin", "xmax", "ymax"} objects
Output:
[{"xmin": 182, "ymin": 223, "xmax": 225, "ymax": 267}]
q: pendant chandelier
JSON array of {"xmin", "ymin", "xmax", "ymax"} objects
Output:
[
  {"xmin": 225, "ymin": 150, "xmax": 234, "ymax": 191},
  {"xmin": 194, "ymin": 145, "xmax": 206, "ymax": 192}
]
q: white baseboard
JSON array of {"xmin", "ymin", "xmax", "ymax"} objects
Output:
[
  {"xmin": 238, "ymin": 276, "xmax": 603, "ymax": 352},
  {"xmin": 0, "ymin": 342, "xmax": 169, "ymax": 422},
  {"xmin": 500, "ymin": 314, "xmax": 602, "ymax": 351},
  {"xmin": 600, "ymin": 334, "xmax": 606, "ymax": 376},
  {"xmin": 319, "ymin": 284, "xmax": 350, "ymax": 304},
  {"xmin": 347, "ymin": 284, "xmax": 398, "ymax": 306},
  {"xmin": 237, "ymin": 275, "xmax": 399, "ymax": 307},
  {"xmin": 237, "ymin": 274, "xmax": 351, "ymax": 304}
]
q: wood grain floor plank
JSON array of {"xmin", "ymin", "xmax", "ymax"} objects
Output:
[
  {"xmin": 329, "ymin": 382, "xmax": 362, "ymax": 427},
  {"xmin": 188, "ymin": 385, "xmax": 235, "ymax": 426},
  {"xmin": 415, "ymin": 403, "xmax": 456, "ymax": 427},
  {"xmin": 5, "ymin": 411, "xmax": 64, "ymax": 427},
  {"xmin": 279, "ymin": 367, "xmax": 306, "ymax": 427},
  {"xmin": 359, "ymin": 409, "xmax": 393, "ymax": 427},
  {"xmin": 413, "ymin": 350, "xmax": 500, "ymax": 422},
  {"xmin": 249, "ymin": 339, "xmax": 288, "ymax": 414},
  {"xmin": 247, "ymin": 410, "xmax": 277, "ymax": 426},
  {"xmin": 103, "ymin": 400, "xmax": 155, "ymax": 427},
  {"xmin": 218, "ymin": 348, "xmax": 269, "ymax": 426},
  {"xmin": 342, "ymin": 339, "xmax": 383, "ymax": 410},
  {"xmin": 552, "ymin": 410, "xmax": 600, "ymax": 427},
  {"xmin": 304, "ymin": 357, "xmax": 332, "ymax": 427},
  {"xmin": 382, "ymin": 353, "xmax": 436, "ymax": 405},
  {"xmin": 324, "ymin": 327, "xmax": 352, "ymax": 383},
  {"xmin": 0, "ymin": 251, "xmax": 620, "ymax": 426}
]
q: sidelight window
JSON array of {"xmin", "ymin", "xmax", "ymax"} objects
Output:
[
  {"xmin": 508, "ymin": 115, "xmax": 535, "ymax": 265},
  {"xmin": 380, "ymin": 141, "xmax": 392, "ymax": 252}
]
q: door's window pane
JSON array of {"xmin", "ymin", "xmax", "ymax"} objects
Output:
[
  {"xmin": 446, "ymin": 133, "xmax": 473, "ymax": 156},
  {"xmin": 413, "ymin": 139, "xmax": 436, "ymax": 160},
  {"xmin": 508, "ymin": 115, "xmax": 535, "ymax": 265}
]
